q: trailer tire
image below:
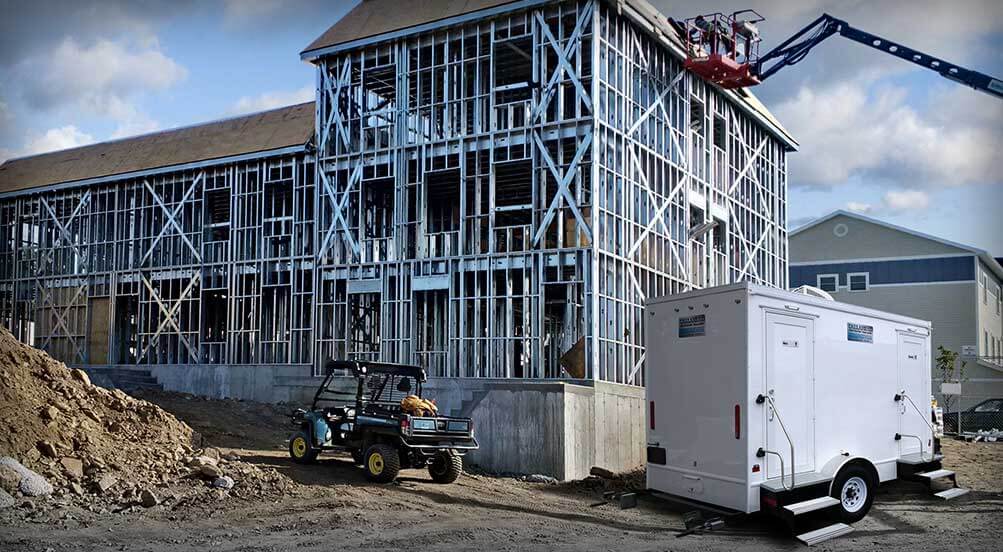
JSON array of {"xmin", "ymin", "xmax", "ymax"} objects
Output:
[
  {"xmin": 831, "ymin": 465, "xmax": 875, "ymax": 523},
  {"xmin": 289, "ymin": 431, "xmax": 319, "ymax": 464},
  {"xmin": 363, "ymin": 444, "xmax": 400, "ymax": 483},
  {"xmin": 428, "ymin": 451, "xmax": 462, "ymax": 484}
]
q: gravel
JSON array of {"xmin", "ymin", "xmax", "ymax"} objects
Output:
[{"xmin": 0, "ymin": 457, "xmax": 52, "ymax": 497}]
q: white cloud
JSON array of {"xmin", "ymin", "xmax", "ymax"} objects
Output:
[
  {"xmin": 845, "ymin": 202, "xmax": 873, "ymax": 214},
  {"xmin": 229, "ymin": 84, "xmax": 314, "ymax": 115},
  {"xmin": 883, "ymin": 190, "xmax": 930, "ymax": 211},
  {"xmin": 775, "ymin": 80, "xmax": 1000, "ymax": 190},
  {"xmin": 18, "ymin": 37, "xmax": 186, "ymax": 116},
  {"xmin": 20, "ymin": 126, "xmax": 95, "ymax": 157}
]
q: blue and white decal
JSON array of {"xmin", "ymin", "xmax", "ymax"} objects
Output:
[
  {"xmin": 847, "ymin": 322, "xmax": 873, "ymax": 343},
  {"xmin": 679, "ymin": 314, "xmax": 706, "ymax": 338}
]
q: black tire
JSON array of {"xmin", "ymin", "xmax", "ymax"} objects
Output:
[
  {"xmin": 289, "ymin": 430, "xmax": 319, "ymax": 464},
  {"xmin": 830, "ymin": 465, "xmax": 875, "ymax": 523},
  {"xmin": 363, "ymin": 444, "xmax": 400, "ymax": 483},
  {"xmin": 428, "ymin": 451, "xmax": 462, "ymax": 484}
]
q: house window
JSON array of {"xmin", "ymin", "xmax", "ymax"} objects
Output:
[
  {"xmin": 817, "ymin": 274, "xmax": 838, "ymax": 292},
  {"xmin": 848, "ymin": 272, "xmax": 869, "ymax": 292}
]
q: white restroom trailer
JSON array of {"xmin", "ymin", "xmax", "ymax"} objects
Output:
[{"xmin": 645, "ymin": 282, "xmax": 967, "ymax": 544}]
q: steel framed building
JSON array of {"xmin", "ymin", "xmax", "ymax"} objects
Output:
[
  {"xmin": 303, "ymin": 0, "xmax": 796, "ymax": 386},
  {"xmin": 0, "ymin": 0, "xmax": 795, "ymax": 477},
  {"xmin": 0, "ymin": 105, "xmax": 317, "ymax": 369}
]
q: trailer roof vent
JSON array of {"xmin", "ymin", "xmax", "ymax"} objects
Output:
[{"xmin": 790, "ymin": 285, "xmax": 834, "ymax": 301}]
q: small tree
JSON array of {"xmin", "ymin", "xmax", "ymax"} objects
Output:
[{"xmin": 935, "ymin": 346, "xmax": 967, "ymax": 414}]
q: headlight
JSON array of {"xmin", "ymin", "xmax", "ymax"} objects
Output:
[
  {"xmin": 447, "ymin": 421, "xmax": 469, "ymax": 432},
  {"xmin": 413, "ymin": 419, "xmax": 436, "ymax": 431}
]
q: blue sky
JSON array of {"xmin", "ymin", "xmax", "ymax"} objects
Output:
[{"xmin": 0, "ymin": 0, "xmax": 1000, "ymax": 255}]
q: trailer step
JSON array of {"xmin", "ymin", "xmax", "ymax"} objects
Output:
[
  {"xmin": 915, "ymin": 469, "xmax": 954, "ymax": 480},
  {"xmin": 796, "ymin": 523, "xmax": 854, "ymax": 546},
  {"xmin": 934, "ymin": 487, "xmax": 969, "ymax": 500},
  {"xmin": 783, "ymin": 496, "xmax": 839, "ymax": 516}
]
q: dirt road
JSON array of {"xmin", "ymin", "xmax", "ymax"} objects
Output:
[{"xmin": 3, "ymin": 391, "xmax": 1001, "ymax": 551}]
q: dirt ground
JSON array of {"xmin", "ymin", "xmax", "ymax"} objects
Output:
[{"xmin": 2, "ymin": 390, "xmax": 1002, "ymax": 552}]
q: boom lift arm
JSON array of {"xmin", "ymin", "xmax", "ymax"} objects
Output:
[
  {"xmin": 755, "ymin": 14, "xmax": 1003, "ymax": 99},
  {"xmin": 679, "ymin": 12, "xmax": 1003, "ymax": 99}
]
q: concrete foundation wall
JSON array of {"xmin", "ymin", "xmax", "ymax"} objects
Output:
[{"xmin": 109, "ymin": 363, "xmax": 646, "ymax": 480}]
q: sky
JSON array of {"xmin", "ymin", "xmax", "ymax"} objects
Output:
[{"xmin": 0, "ymin": 0, "xmax": 1000, "ymax": 255}]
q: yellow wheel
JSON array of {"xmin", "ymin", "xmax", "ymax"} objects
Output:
[
  {"xmin": 288, "ymin": 430, "xmax": 318, "ymax": 464},
  {"xmin": 368, "ymin": 451, "xmax": 385, "ymax": 475},
  {"xmin": 363, "ymin": 444, "xmax": 400, "ymax": 483}
]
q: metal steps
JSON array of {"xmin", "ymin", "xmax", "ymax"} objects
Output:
[
  {"xmin": 796, "ymin": 523, "xmax": 854, "ymax": 546},
  {"xmin": 783, "ymin": 496, "xmax": 839, "ymax": 516},
  {"xmin": 915, "ymin": 468, "xmax": 954, "ymax": 480},
  {"xmin": 909, "ymin": 467, "xmax": 970, "ymax": 500},
  {"xmin": 934, "ymin": 487, "xmax": 969, "ymax": 500}
]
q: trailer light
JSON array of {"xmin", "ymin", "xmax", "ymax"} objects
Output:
[
  {"xmin": 413, "ymin": 419, "xmax": 436, "ymax": 431},
  {"xmin": 752, "ymin": 464, "xmax": 760, "ymax": 473},
  {"xmin": 400, "ymin": 416, "xmax": 411, "ymax": 436},
  {"xmin": 762, "ymin": 496, "xmax": 777, "ymax": 508},
  {"xmin": 734, "ymin": 404, "xmax": 741, "ymax": 439},
  {"xmin": 649, "ymin": 401, "xmax": 655, "ymax": 430},
  {"xmin": 447, "ymin": 421, "xmax": 469, "ymax": 432}
]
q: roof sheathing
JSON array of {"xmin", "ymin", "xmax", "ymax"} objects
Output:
[
  {"xmin": 301, "ymin": 0, "xmax": 797, "ymax": 150},
  {"xmin": 0, "ymin": 102, "xmax": 316, "ymax": 197}
]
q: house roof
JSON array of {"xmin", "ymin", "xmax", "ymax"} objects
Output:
[
  {"xmin": 301, "ymin": 0, "xmax": 797, "ymax": 150},
  {"xmin": 792, "ymin": 210, "xmax": 1003, "ymax": 280},
  {"xmin": 0, "ymin": 102, "xmax": 316, "ymax": 197},
  {"xmin": 301, "ymin": 0, "xmax": 520, "ymax": 56}
]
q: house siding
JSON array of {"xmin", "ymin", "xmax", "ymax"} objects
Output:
[{"xmin": 791, "ymin": 215, "xmax": 969, "ymax": 262}]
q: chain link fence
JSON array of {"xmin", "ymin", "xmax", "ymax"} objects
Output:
[{"xmin": 937, "ymin": 362, "xmax": 1003, "ymax": 436}]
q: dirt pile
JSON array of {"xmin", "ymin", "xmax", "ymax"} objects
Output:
[{"xmin": 0, "ymin": 326, "xmax": 293, "ymax": 513}]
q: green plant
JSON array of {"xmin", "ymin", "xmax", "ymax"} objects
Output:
[{"xmin": 935, "ymin": 346, "xmax": 967, "ymax": 413}]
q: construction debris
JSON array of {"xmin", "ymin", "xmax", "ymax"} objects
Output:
[
  {"xmin": 523, "ymin": 474, "xmax": 558, "ymax": 484},
  {"xmin": 962, "ymin": 429, "xmax": 1003, "ymax": 442},
  {"xmin": 0, "ymin": 326, "xmax": 294, "ymax": 515},
  {"xmin": 589, "ymin": 466, "xmax": 616, "ymax": 479}
]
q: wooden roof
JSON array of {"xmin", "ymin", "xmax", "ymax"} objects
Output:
[{"xmin": 0, "ymin": 102, "xmax": 315, "ymax": 195}]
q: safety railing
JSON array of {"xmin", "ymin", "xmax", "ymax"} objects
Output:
[
  {"xmin": 895, "ymin": 390, "xmax": 936, "ymax": 461},
  {"xmin": 757, "ymin": 391, "xmax": 795, "ymax": 490}
]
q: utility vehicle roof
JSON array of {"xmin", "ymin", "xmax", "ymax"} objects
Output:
[{"xmin": 325, "ymin": 360, "xmax": 427, "ymax": 380}]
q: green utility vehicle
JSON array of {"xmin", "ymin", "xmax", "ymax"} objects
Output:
[{"xmin": 289, "ymin": 360, "xmax": 478, "ymax": 483}]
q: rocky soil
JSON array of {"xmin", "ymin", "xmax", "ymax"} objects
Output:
[{"xmin": 0, "ymin": 326, "xmax": 293, "ymax": 518}]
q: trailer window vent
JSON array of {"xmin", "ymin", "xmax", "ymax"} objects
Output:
[{"xmin": 649, "ymin": 401, "xmax": 655, "ymax": 430}]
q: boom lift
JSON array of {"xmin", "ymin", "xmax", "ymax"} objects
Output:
[{"xmin": 677, "ymin": 11, "xmax": 1003, "ymax": 99}]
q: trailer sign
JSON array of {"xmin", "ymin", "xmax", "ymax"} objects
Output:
[
  {"xmin": 847, "ymin": 322, "xmax": 873, "ymax": 343},
  {"xmin": 679, "ymin": 315, "xmax": 706, "ymax": 338}
]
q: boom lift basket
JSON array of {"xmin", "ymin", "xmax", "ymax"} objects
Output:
[{"xmin": 683, "ymin": 11, "xmax": 764, "ymax": 89}]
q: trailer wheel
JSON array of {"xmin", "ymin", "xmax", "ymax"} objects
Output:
[
  {"xmin": 289, "ymin": 431, "xmax": 319, "ymax": 464},
  {"xmin": 831, "ymin": 465, "xmax": 875, "ymax": 523},
  {"xmin": 363, "ymin": 444, "xmax": 400, "ymax": 483},
  {"xmin": 428, "ymin": 451, "xmax": 462, "ymax": 484}
]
